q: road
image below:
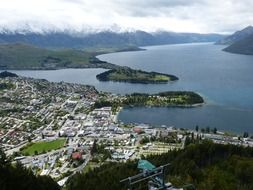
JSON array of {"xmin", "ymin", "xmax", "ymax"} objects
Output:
[{"xmin": 57, "ymin": 153, "xmax": 91, "ymax": 187}]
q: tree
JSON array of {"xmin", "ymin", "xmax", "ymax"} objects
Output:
[
  {"xmin": 206, "ymin": 126, "xmax": 210, "ymax": 133},
  {"xmin": 195, "ymin": 125, "xmax": 199, "ymax": 132},
  {"xmin": 140, "ymin": 136, "xmax": 150, "ymax": 144},
  {"xmin": 0, "ymin": 148, "xmax": 60, "ymax": 190},
  {"xmin": 102, "ymin": 151, "xmax": 111, "ymax": 161},
  {"xmin": 0, "ymin": 148, "xmax": 7, "ymax": 165},
  {"xmin": 213, "ymin": 127, "xmax": 217, "ymax": 134},
  {"xmin": 28, "ymin": 136, "xmax": 32, "ymax": 143},
  {"xmin": 191, "ymin": 132, "xmax": 194, "ymax": 140},
  {"xmin": 185, "ymin": 136, "xmax": 192, "ymax": 147},
  {"xmin": 68, "ymin": 115, "xmax": 74, "ymax": 120},
  {"xmin": 243, "ymin": 132, "xmax": 249, "ymax": 138},
  {"xmin": 91, "ymin": 139, "xmax": 98, "ymax": 156},
  {"xmin": 65, "ymin": 141, "xmax": 253, "ymax": 190}
]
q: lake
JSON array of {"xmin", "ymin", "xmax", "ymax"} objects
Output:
[{"xmin": 9, "ymin": 43, "xmax": 253, "ymax": 133}]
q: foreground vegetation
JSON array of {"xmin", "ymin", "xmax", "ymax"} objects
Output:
[
  {"xmin": 96, "ymin": 68, "xmax": 178, "ymax": 84},
  {"xmin": 65, "ymin": 141, "xmax": 253, "ymax": 190},
  {"xmin": 2, "ymin": 139, "xmax": 253, "ymax": 190},
  {"xmin": 0, "ymin": 82, "xmax": 14, "ymax": 91},
  {"xmin": 0, "ymin": 149, "xmax": 60, "ymax": 190},
  {"xmin": 21, "ymin": 139, "xmax": 66, "ymax": 156}
]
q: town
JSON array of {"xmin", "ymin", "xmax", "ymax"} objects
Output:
[{"xmin": 1, "ymin": 73, "xmax": 253, "ymax": 187}]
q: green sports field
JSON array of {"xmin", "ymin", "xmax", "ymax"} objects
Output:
[{"xmin": 21, "ymin": 138, "xmax": 66, "ymax": 156}]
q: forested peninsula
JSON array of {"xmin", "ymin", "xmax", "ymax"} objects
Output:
[
  {"xmin": 94, "ymin": 91, "xmax": 204, "ymax": 111},
  {"xmin": 96, "ymin": 68, "xmax": 178, "ymax": 84}
]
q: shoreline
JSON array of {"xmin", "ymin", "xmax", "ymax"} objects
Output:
[
  {"xmin": 122, "ymin": 102, "xmax": 205, "ymax": 109},
  {"xmin": 96, "ymin": 69, "xmax": 178, "ymax": 84},
  {"xmin": 0, "ymin": 47, "xmax": 144, "ymax": 71},
  {"xmin": 0, "ymin": 45, "xmax": 180, "ymax": 85}
]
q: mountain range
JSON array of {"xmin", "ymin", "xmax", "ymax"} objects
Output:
[
  {"xmin": 217, "ymin": 25, "xmax": 253, "ymax": 55},
  {"xmin": 216, "ymin": 26, "xmax": 253, "ymax": 45},
  {"xmin": 223, "ymin": 33, "xmax": 253, "ymax": 55},
  {"xmin": 0, "ymin": 30, "xmax": 225, "ymax": 49},
  {"xmin": 1, "ymin": 26, "xmax": 253, "ymax": 56}
]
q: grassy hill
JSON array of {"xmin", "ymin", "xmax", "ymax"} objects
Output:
[{"xmin": 0, "ymin": 43, "xmax": 117, "ymax": 70}]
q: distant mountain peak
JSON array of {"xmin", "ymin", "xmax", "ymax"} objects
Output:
[
  {"xmin": 223, "ymin": 32, "xmax": 253, "ymax": 55},
  {"xmin": 0, "ymin": 29, "xmax": 225, "ymax": 49},
  {"xmin": 0, "ymin": 23, "xmax": 140, "ymax": 36},
  {"xmin": 241, "ymin": 25, "xmax": 253, "ymax": 30},
  {"xmin": 216, "ymin": 25, "xmax": 253, "ymax": 45},
  {"xmin": 234, "ymin": 25, "xmax": 253, "ymax": 35}
]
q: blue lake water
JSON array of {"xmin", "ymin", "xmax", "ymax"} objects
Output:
[{"xmin": 7, "ymin": 43, "xmax": 253, "ymax": 133}]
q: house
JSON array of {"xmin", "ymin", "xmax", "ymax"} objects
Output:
[{"xmin": 72, "ymin": 152, "xmax": 82, "ymax": 160}]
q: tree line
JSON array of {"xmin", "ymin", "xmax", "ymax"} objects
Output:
[
  {"xmin": 65, "ymin": 140, "xmax": 253, "ymax": 190},
  {"xmin": 0, "ymin": 149, "xmax": 60, "ymax": 190},
  {"xmin": 2, "ymin": 140, "xmax": 253, "ymax": 190}
]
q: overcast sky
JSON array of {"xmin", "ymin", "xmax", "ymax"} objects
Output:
[{"xmin": 0, "ymin": 0, "xmax": 253, "ymax": 34}]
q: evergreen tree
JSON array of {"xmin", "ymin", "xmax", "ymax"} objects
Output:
[
  {"xmin": 0, "ymin": 148, "xmax": 60, "ymax": 190},
  {"xmin": 213, "ymin": 127, "xmax": 217, "ymax": 134},
  {"xmin": 65, "ymin": 141, "xmax": 253, "ymax": 190},
  {"xmin": 243, "ymin": 132, "xmax": 249, "ymax": 138},
  {"xmin": 195, "ymin": 125, "xmax": 199, "ymax": 132}
]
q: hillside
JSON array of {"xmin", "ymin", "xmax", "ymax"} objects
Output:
[
  {"xmin": 216, "ymin": 26, "xmax": 253, "ymax": 45},
  {"xmin": 153, "ymin": 31, "xmax": 224, "ymax": 45},
  {"xmin": 0, "ymin": 30, "xmax": 225, "ymax": 49},
  {"xmin": 0, "ymin": 149, "xmax": 60, "ymax": 190},
  {"xmin": 223, "ymin": 33, "xmax": 253, "ymax": 55},
  {"xmin": 65, "ymin": 141, "xmax": 253, "ymax": 190},
  {"xmin": 0, "ymin": 43, "xmax": 116, "ymax": 70},
  {"xmin": 0, "ymin": 43, "xmax": 179, "ymax": 83}
]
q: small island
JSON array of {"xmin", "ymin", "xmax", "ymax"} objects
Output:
[{"xmin": 96, "ymin": 68, "xmax": 178, "ymax": 84}]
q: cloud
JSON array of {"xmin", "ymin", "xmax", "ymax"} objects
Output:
[{"xmin": 0, "ymin": 0, "xmax": 252, "ymax": 33}]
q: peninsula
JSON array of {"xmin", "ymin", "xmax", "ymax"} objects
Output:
[
  {"xmin": 96, "ymin": 68, "xmax": 178, "ymax": 84},
  {"xmin": 124, "ymin": 91, "xmax": 204, "ymax": 106},
  {"xmin": 94, "ymin": 91, "xmax": 204, "ymax": 112},
  {"xmin": 0, "ymin": 43, "xmax": 179, "ymax": 84}
]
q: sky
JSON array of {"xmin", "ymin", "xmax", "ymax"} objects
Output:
[{"xmin": 0, "ymin": 0, "xmax": 253, "ymax": 34}]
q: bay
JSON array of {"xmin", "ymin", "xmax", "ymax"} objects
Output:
[{"xmin": 7, "ymin": 43, "xmax": 253, "ymax": 133}]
